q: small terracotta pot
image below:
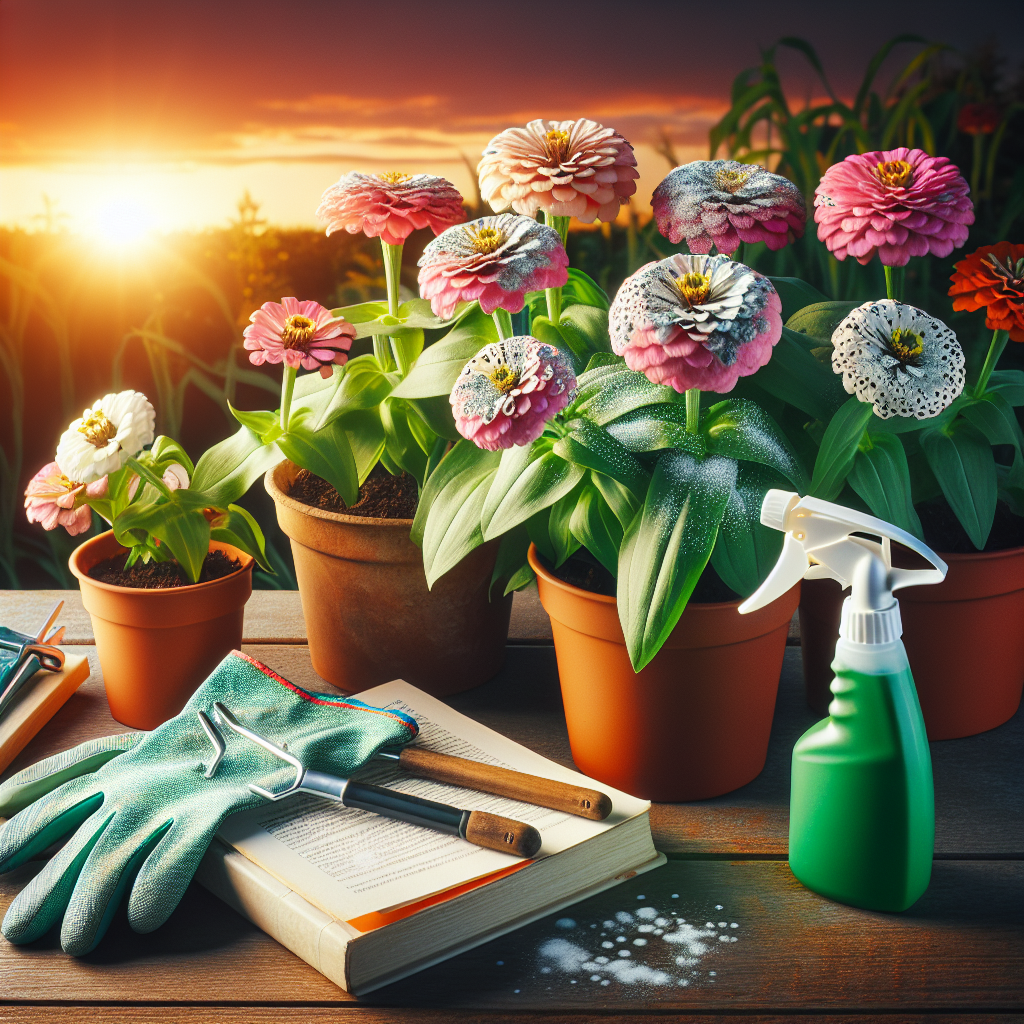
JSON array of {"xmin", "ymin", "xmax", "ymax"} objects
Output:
[
  {"xmin": 798, "ymin": 546, "xmax": 1024, "ymax": 739},
  {"xmin": 70, "ymin": 530, "xmax": 253, "ymax": 730},
  {"xmin": 529, "ymin": 546, "xmax": 799, "ymax": 801},
  {"xmin": 265, "ymin": 461, "xmax": 512, "ymax": 697}
]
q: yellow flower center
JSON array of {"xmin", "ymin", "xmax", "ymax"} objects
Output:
[
  {"xmin": 875, "ymin": 160, "xmax": 913, "ymax": 188},
  {"xmin": 379, "ymin": 171, "xmax": 411, "ymax": 185},
  {"xmin": 544, "ymin": 129, "xmax": 571, "ymax": 161},
  {"xmin": 489, "ymin": 365, "xmax": 520, "ymax": 394},
  {"xmin": 715, "ymin": 167, "xmax": 753, "ymax": 193},
  {"xmin": 676, "ymin": 271, "xmax": 712, "ymax": 307},
  {"xmin": 282, "ymin": 314, "xmax": 318, "ymax": 349},
  {"xmin": 890, "ymin": 327, "xmax": 924, "ymax": 361},
  {"xmin": 78, "ymin": 410, "xmax": 117, "ymax": 448},
  {"xmin": 467, "ymin": 224, "xmax": 504, "ymax": 255}
]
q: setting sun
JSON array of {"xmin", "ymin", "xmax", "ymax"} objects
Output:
[{"xmin": 91, "ymin": 197, "xmax": 154, "ymax": 247}]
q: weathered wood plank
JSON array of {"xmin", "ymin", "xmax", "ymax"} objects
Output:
[{"xmin": 0, "ymin": 860, "xmax": 1019, "ymax": 1010}]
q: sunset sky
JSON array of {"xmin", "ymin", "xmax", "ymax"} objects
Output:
[{"xmin": 2, "ymin": 0, "xmax": 1022, "ymax": 234}]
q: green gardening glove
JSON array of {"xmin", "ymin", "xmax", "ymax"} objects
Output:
[{"xmin": 0, "ymin": 650, "xmax": 418, "ymax": 955}]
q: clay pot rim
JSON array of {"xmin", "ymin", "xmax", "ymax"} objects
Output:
[
  {"xmin": 69, "ymin": 530, "xmax": 254, "ymax": 596},
  {"xmin": 265, "ymin": 459, "xmax": 414, "ymax": 529},
  {"xmin": 933, "ymin": 544, "xmax": 1024, "ymax": 563},
  {"xmin": 527, "ymin": 543, "xmax": 750, "ymax": 612}
]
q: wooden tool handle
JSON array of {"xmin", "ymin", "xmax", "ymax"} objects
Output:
[
  {"xmin": 464, "ymin": 811, "xmax": 542, "ymax": 858},
  {"xmin": 398, "ymin": 747, "xmax": 612, "ymax": 821}
]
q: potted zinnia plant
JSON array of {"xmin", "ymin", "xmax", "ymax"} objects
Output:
[
  {"xmin": 404, "ymin": 140, "xmax": 809, "ymax": 801},
  {"xmin": 25, "ymin": 390, "xmax": 271, "ymax": 729}
]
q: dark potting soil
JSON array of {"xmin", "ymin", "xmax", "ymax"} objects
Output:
[
  {"xmin": 288, "ymin": 467, "xmax": 419, "ymax": 519},
  {"xmin": 545, "ymin": 549, "xmax": 742, "ymax": 604},
  {"xmin": 918, "ymin": 499, "xmax": 1024, "ymax": 554},
  {"xmin": 88, "ymin": 550, "xmax": 241, "ymax": 589}
]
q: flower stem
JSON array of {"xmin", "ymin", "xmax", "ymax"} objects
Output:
[
  {"xmin": 279, "ymin": 365, "xmax": 297, "ymax": 433},
  {"xmin": 883, "ymin": 264, "xmax": 905, "ymax": 302},
  {"xmin": 974, "ymin": 328, "xmax": 1008, "ymax": 396},
  {"xmin": 542, "ymin": 212, "xmax": 571, "ymax": 324},
  {"xmin": 492, "ymin": 308, "xmax": 514, "ymax": 340},
  {"xmin": 685, "ymin": 388, "xmax": 701, "ymax": 433},
  {"xmin": 381, "ymin": 240, "xmax": 404, "ymax": 317}
]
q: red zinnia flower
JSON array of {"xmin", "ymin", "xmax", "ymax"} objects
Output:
[{"xmin": 949, "ymin": 242, "xmax": 1024, "ymax": 342}]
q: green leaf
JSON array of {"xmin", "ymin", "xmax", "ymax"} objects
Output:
[
  {"xmin": 278, "ymin": 413, "xmax": 360, "ymax": 506},
  {"xmin": 564, "ymin": 267, "xmax": 610, "ymax": 310},
  {"xmin": 810, "ymin": 397, "xmax": 875, "ymax": 500},
  {"xmin": 190, "ymin": 424, "xmax": 283, "ymax": 507},
  {"xmin": 390, "ymin": 327, "xmax": 424, "ymax": 378},
  {"xmin": 380, "ymin": 398, "xmax": 431, "ymax": 483},
  {"xmin": 557, "ymin": 305, "xmax": 612, "ymax": 359},
  {"xmin": 583, "ymin": 352, "xmax": 624, "ymax": 374},
  {"xmin": 574, "ymin": 368, "xmax": 679, "ymax": 425},
  {"xmin": 569, "ymin": 483, "xmax": 624, "ymax": 575},
  {"xmin": 228, "ymin": 404, "xmax": 281, "ymax": 443},
  {"xmin": 489, "ymin": 523, "xmax": 532, "ymax": 597},
  {"xmin": 618, "ymin": 451, "xmax": 734, "ymax": 671},
  {"xmin": 113, "ymin": 497, "xmax": 211, "ymax": 584},
  {"xmin": 124, "ymin": 456, "xmax": 172, "ymax": 500},
  {"xmin": 211, "ymin": 505, "xmax": 273, "ymax": 572},
  {"xmin": 604, "ymin": 403, "xmax": 694, "ymax": 454},
  {"xmin": 985, "ymin": 369, "xmax": 1024, "ymax": 406},
  {"xmin": 148, "ymin": 436, "xmax": 194, "ymax": 476},
  {"xmin": 702, "ymin": 398, "xmax": 808, "ymax": 490},
  {"xmin": 961, "ymin": 392, "xmax": 1024, "ymax": 451},
  {"xmin": 546, "ymin": 483, "xmax": 584, "ymax": 567},
  {"xmin": 748, "ymin": 327, "xmax": 846, "ymax": 421},
  {"xmin": 406, "ymin": 394, "xmax": 460, "ymax": 441},
  {"xmin": 591, "ymin": 471, "xmax": 641, "ymax": 529},
  {"xmin": 768, "ymin": 276, "xmax": 829, "ymax": 320},
  {"xmin": 711, "ymin": 462, "xmax": 786, "ymax": 598},
  {"xmin": 785, "ymin": 300, "xmax": 860, "ymax": 343},
  {"xmin": 552, "ymin": 419, "xmax": 649, "ymax": 495},
  {"xmin": 293, "ymin": 354, "xmax": 393, "ymax": 430},
  {"xmin": 504, "ymin": 560, "xmax": 535, "ymax": 595},
  {"xmin": 921, "ymin": 420, "xmax": 998, "ymax": 550},
  {"xmin": 391, "ymin": 305, "xmax": 498, "ymax": 399},
  {"xmin": 330, "ymin": 300, "xmax": 388, "ymax": 324},
  {"xmin": 332, "ymin": 408, "xmax": 385, "ymax": 484},
  {"xmin": 848, "ymin": 433, "xmax": 923, "ymax": 538},
  {"xmin": 481, "ymin": 441, "xmax": 585, "ymax": 541}
]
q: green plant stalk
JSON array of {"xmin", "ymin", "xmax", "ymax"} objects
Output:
[
  {"xmin": 492, "ymin": 308, "xmax": 514, "ymax": 340},
  {"xmin": 542, "ymin": 212, "xmax": 570, "ymax": 323},
  {"xmin": 974, "ymin": 329, "xmax": 1009, "ymax": 396},
  {"xmin": 883, "ymin": 265, "xmax": 905, "ymax": 302},
  {"xmin": 279, "ymin": 365, "xmax": 296, "ymax": 433},
  {"xmin": 685, "ymin": 388, "xmax": 701, "ymax": 433},
  {"xmin": 374, "ymin": 240, "xmax": 404, "ymax": 372}
]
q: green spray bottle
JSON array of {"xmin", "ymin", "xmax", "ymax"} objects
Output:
[{"xmin": 738, "ymin": 491, "xmax": 947, "ymax": 912}]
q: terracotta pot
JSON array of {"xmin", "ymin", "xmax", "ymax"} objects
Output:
[
  {"xmin": 529, "ymin": 545, "xmax": 800, "ymax": 801},
  {"xmin": 798, "ymin": 546, "xmax": 1024, "ymax": 739},
  {"xmin": 265, "ymin": 461, "xmax": 512, "ymax": 697},
  {"xmin": 70, "ymin": 530, "xmax": 253, "ymax": 730}
]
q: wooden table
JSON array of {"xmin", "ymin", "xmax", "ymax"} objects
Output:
[{"xmin": 0, "ymin": 589, "xmax": 1020, "ymax": 1023}]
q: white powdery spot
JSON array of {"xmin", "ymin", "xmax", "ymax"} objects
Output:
[
  {"xmin": 555, "ymin": 918, "xmax": 576, "ymax": 930},
  {"xmin": 637, "ymin": 907, "xmax": 658, "ymax": 920},
  {"xmin": 662, "ymin": 921, "xmax": 718, "ymax": 957},
  {"xmin": 601, "ymin": 941, "xmax": 614, "ymax": 949},
  {"xmin": 615, "ymin": 911, "xmax": 634, "ymax": 925}
]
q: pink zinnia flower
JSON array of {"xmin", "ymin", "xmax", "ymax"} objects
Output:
[
  {"xmin": 814, "ymin": 148, "xmax": 974, "ymax": 267},
  {"xmin": 316, "ymin": 171, "xmax": 466, "ymax": 246},
  {"xmin": 652, "ymin": 160, "xmax": 805, "ymax": 255},
  {"xmin": 25, "ymin": 462, "xmax": 107, "ymax": 536},
  {"xmin": 243, "ymin": 298, "xmax": 355, "ymax": 378},
  {"xmin": 478, "ymin": 119, "xmax": 638, "ymax": 224},
  {"xmin": 417, "ymin": 214, "xmax": 569, "ymax": 318},
  {"xmin": 609, "ymin": 254, "xmax": 782, "ymax": 394},
  {"xmin": 451, "ymin": 338, "xmax": 577, "ymax": 451}
]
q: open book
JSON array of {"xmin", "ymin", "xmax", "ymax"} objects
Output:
[{"xmin": 195, "ymin": 679, "xmax": 663, "ymax": 994}]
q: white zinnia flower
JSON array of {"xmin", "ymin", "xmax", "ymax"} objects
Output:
[
  {"xmin": 55, "ymin": 391, "xmax": 156, "ymax": 483},
  {"xmin": 831, "ymin": 300, "xmax": 965, "ymax": 419}
]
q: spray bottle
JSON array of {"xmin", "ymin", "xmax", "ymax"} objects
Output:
[{"xmin": 738, "ymin": 490, "xmax": 947, "ymax": 912}]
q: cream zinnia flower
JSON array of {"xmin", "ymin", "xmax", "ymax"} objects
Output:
[
  {"xmin": 56, "ymin": 390, "xmax": 156, "ymax": 483},
  {"xmin": 831, "ymin": 300, "xmax": 965, "ymax": 419}
]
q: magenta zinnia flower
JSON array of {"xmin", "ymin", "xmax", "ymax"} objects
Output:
[
  {"xmin": 478, "ymin": 119, "xmax": 638, "ymax": 224},
  {"xmin": 243, "ymin": 298, "xmax": 355, "ymax": 378},
  {"xmin": 417, "ymin": 214, "xmax": 569, "ymax": 318},
  {"xmin": 652, "ymin": 160, "xmax": 805, "ymax": 255},
  {"xmin": 609, "ymin": 254, "xmax": 782, "ymax": 394},
  {"xmin": 814, "ymin": 148, "xmax": 974, "ymax": 267},
  {"xmin": 451, "ymin": 338, "xmax": 576, "ymax": 450},
  {"xmin": 316, "ymin": 171, "xmax": 466, "ymax": 246},
  {"xmin": 25, "ymin": 462, "xmax": 107, "ymax": 536}
]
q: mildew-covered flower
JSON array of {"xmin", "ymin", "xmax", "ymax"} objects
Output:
[
  {"xmin": 478, "ymin": 119, "xmax": 638, "ymax": 224},
  {"xmin": 316, "ymin": 171, "xmax": 466, "ymax": 245},
  {"xmin": 814, "ymin": 148, "xmax": 973, "ymax": 266},
  {"xmin": 24, "ymin": 462, "xmax": 107, "ymax": 535},
  {"xmin": 417, "ymin": 214, "xmax": 569, "ymax": 318},
  {"xmin": 56, "ymin": 391, "xmax": 155, "ymax": 483},
  {"xmin": 609, "ymin": 254, "xmax": 782, "ymax": 394},
  {"xmin": 244, "ymin": 298, "xmax": 355, "ymax": 378},
  {"xmin": 451, "ymin": 337, "xmax": 576, "ymax": 450},
  {"xmin": 831, "ymin": 300, "xmax": 965, "ymax": 419},
  {"xmin": 949, "ymin": 242, "xmax": 1024, "ymax": 342},
  {"xmin": 652, "ymin": 160, "xmax": 805, "ymax": 255}
]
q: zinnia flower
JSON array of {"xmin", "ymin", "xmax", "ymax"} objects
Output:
[
  {"xmin": 244, "ymin": 298, "xmax": 355, "ymax": 378},
  {"xmin": 814, "ymin": 147, "xmax": 974, "ymax": 266},
  {"xmin": 56, "ymin": 391, "xmax": 155, "ymax": 484},
  {"xmin": 478, "ymin": 119, "xmax": 638, "ymax": 224},
  {"xmin": 831, "ymin": 300, "xmax": 965, "ymax": 419},
  {"xmin": 609, "ymin": 254, "xmax": 782, "ymax": 394},
  {"xmin": 948, "ymin": 242, "xmax": 1024, "ymax": 342},
  {"xmin": 651, "ymin": 160, "xmax": 806, "ymax": 255},
  {"xmin": 316, "ymin": 171, "xmax": 465, "ymax": 246},
  {"xmin": 958, "ymin": 103, "xmax": 1001, "ymax": 136},
  {"xmin": 24, "ymin": 462, "xmax": 107, "ymax": 536},
  {"xmin": 417, "ymin": 214, "xmax": 569, "ymax": 318},
  {"xmin": 450, "ymin": 337, "xmax": 576, "ymax": 450}
]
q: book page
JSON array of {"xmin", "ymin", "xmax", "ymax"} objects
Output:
[{"xmin": 218, "ymin": 679, "xmax": 648, "ymax": 922}]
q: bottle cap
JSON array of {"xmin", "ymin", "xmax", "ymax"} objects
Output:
[{"xmin": 839, "ymin": 598, "xmax": 903, "ymax": 645}]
